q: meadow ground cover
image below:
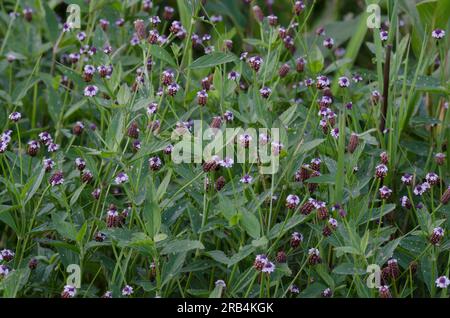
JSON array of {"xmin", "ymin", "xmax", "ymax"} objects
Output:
[{"xmin": 0, "ymin": 0, "xmax": 449, "ymax": 299}]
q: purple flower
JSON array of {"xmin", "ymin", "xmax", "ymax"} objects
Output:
[
  {"xmin": 432, "ymin": 29, "xmax": 445, "ymax": 39},
  {"xmin": 115, "ymin": 172, "xmax": 129, "ymax": 184},
  {"xmin": 84, "ymin": 85, "xmax": 98, "ymax": 97}
]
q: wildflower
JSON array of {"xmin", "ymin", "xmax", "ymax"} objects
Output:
[
  {"xmin": 286, "ymin": 194, "xmax": 300, "ymax": 209},
  {"xmin": 323, "ymin": 37, "xmax": 334, "ymax": 49},
  {"xmin": 400, "ymin": 196, "xmax": 412, "ymax": 209},
  {"xmin": 9, "ymin": 111, "xmax": 21, "ymax": 122},
  {"xmin": 167, "ymin": 83, "xmax": 180, "ymax": 96},
  {"xmin": 309, "ymin": 158, "xmax": 321, "ymax": 172},
  {"xmin": 211, "ymin": 15, "xmax": 223, "ymax": 23},
  {"xmin": 276, "ymin": 251, "xmax": 287, "ymax": 263},
  {"xmin": 289, "ymin": 285, "xmax": 300, "ymax": 294},
  {"xmin": 164, "ymin": 144, "xmax": 174, "ymax": 155},
  {"xmin": 435, "ymin": 153, "xmax": 446, "ymax": 165},
  {"xmin": 335, "ymin": 47, "xmax": 346, "ymax": 57},
  {"xmin": 219, "ymin": 157, "xmax": 234, "ymax": 168},
  {"xmin": 379, "ymin": 186, "xmax": 392, "ymax": 199},
  {"xmin": 271, "ymin": 141, "xmax": 283, "ymax": 155},
  {"xmin": 425, "ymin": 172, "xmax": 439, "ymax": 186},
  {"xmin": 215, "ymin": 280, "xmax": 226, "ymax": 288},
  {"xmin": 127, "ymin": 122, "xmax": 140, "ymax": 139},
  {"xmin": 430, "ymin": 227, "xmax": 444, "ymax": 245},
  {"xmin": 353, "ymin": 74, "xmax": 363, "ymax": 82},
  {"xmin": 115, "ymin": 18, "xmax": 125, "ymax": 27},
  {"xmin": 227, "ymin": 71, "xmax": 240, "ymax": 81},
  {"xmin": 169, "ymin": 20, "xmax": 183, "ymax": 34},
  {"xmin": 81, "ymin": 170, "xmax": 93, "ymax": 183},
  {"xmin": 215, "ymin": 176, "xmax": 226, "ymax": 191},
  {"xmin": 150, "ymin": 16, "xmax": 161, "ymax": 27},
  {"xmin": 28, "ymin": 258, "xmax": 38, "ymax": 270},
  {"xmin": 413, "ymin": 182, "xmax": 430, "ymax": 196},
  {"xmin": 293, "ymin": 1, "xmax": 305, "ymax": 15},
  {"xmin": 122, "ymin": 285, "xmax": 133, "ymax": 296},
  {"xmin": 380, "ymin": 151, "xmax": 389, "ymax": 164},
  {"xmin": 161, "ymin": 69, "xmax": 174, "ymax": 86},
  {"xmin": 115, "ymin": 172, "xmax": 129, "ymax": 184},
  {"xmin": 43, "ymin": 158, "xmax": 55, "ymax": 172},
  {"xmin": 432, "ymin": 29, "xmax": 445, "ymax": 40},
  {"xmin": 0, "ymin": 249, "xmax": 14, "ymax": 262},
  {"xmin": 308, "ymin": 248, "xmax": 321, "ymax": 265},
  {"xmin": 106, "ymin": 205, "xmax": 121, "ymax": 228},
  {"xmin": 84, "ymin": 85, "xmax": 98, "ymax": 97},
  {"xmin": 27, "ymin": 140, "xmax": 40, "ymax": 156},
  {"xmin": 295, "ymin": 57, "xmax": 306, "ymax": 73},
  {"xmin": 99, "ymin": 19, "xmax": 110, "ymax": 31},
  {"xmin": 149, "ymin": 156, "xmax": 162, "ymax": 171},
  {"xmin": 132, "ymin": 140, "xmax": 141, "ymax": 152},
  {"xmin": 6, "ymin": 53, "xmax": 16, "ymax": 63},
  {"xmin": 401, "ymin": 173, "xmax": 413, "ymax": 185},
  {"xmin": 262, "ymin": 261, "xmax": 276, "ymax": 274},
  {"xmin": 74, "ymin": 158, "xmax": 86, "ymax": 172},
  {"xmin": 322, "ymin": 288, "xmax": 333, "ymax": 298},
  {"xmin": 259, "ymin": 86, "xmax": 272, "ymax": 99},
  {"xmin": 316, "ymin": 75, "xmax": 330, "ymax": 89},
  {"xmin": 94, "ymin": 232, "xmax": 107, "ymax": 242},
  {"xmin": 197, "ymin": 90, "xmax": 208, "ymax": 106},
  {"xmin": 268, "ymin": 14, "xmax": 278, "ymax": 26},
  {"xmin": 23, "ymin": 7, "xmax": 33, "ymax": 22},
  {"xmin": 61, "ymin": 285, "xmax": 76, "ymax": 298},
  {"xmin": 253, "ymin": 254, "xmax": 268, "ymax": 271},
  {"xmin": 47, "ymin": 143, "xmax": 59, "ymax": 152},
  {"xmin": 91, "ymin": 188, "xmax": 101, "ymax": 200},
  {"xmin": 248, "ymin": 56, "xmax": 263, "ymax": 72},
  {"xmin": 300, "ymin": 198, "xmax": 316, "ymax": 215},
  {"xmin": 290, "ymin": 232, "xmax": 303, "ymax": 248},
  {"xmin": 102, "ymin": 291, "xmax": 113, "ymax": 298},
  {"xmin": 387, "ymin": 258, "xmax": 400, "ymax": 279},
  {"xmin": 347, "ymin": 133, "xmax": 359, "ymax": 153},
  {"xmin": 435, "ymin": 276, "xmax": 450, "ymax": 288},
  {"xmin": 378, "ymin": 285, "xmax": 391, "ymax": 298},
  {"xmin": 69, "ymin": 53, "xmax": 81, "ymax": 64},
  {"xmin": 338, "ymin": 76, "xmax": 350, "ymax": 88},
  {"xmin": 142, "ymin": 0, "xmax": 153, "ymax": 12},
  {"xmin": 49, "ymin": 171, "xmax": 64, "ymax": 186},
  {"xmin": 239, "ymin": 133, "xmax": 252, "ymax": 148},
  {"xmin": 0, "ymin": 264, "xmax": 10, "ymax": 279},
  {"xmin": 147, "ymin": 29, "xmax": 159, "ymax": 44},
  {"xmin": 441, "ymin": 186, "xmax": 450, "ymax": 205},
  {"xmin": 163, "ymin": 6, "xmax": 175, "ymax": 20},
  {"xmin": 330, "ymin": 128, "xmax": 339, "ymax": 139},
  {"xmin": 315, "ymin": 201, "xmax": 328, "ymax": 219},
  {"xmin": 380, "ymin": 30, "xmax": 388, "ymax": 41},
  {"xmin": 371, "ymin": 90, "xmax": 381, "ymax": 103},
  {"xmin": 252, "ymin": 5, "xmax": 264, "ymax": 22},
  {"xmin": 203, "ymin": 157, "xmax": 220, "ymax": 172},
  {"xmin": 375, "ymin": 164, "xmax": 388, "ymax": 179},
  {"xmin": 276, "ymin": 63, "xmax": 290, "ymax": 78},
  {"xmin": 134, "ymin": 19, "xmax": 146, "ymax": 40},
  {"xmin": 240, "ymin": 174, "xmax": 253, "ymax": 184}
]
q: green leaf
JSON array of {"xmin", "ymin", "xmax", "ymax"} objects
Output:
[
  {"xmin": 333, "ymin": 263, "xmax": 366, "ymax": 275},
  {"xmin": 299, "ymin": 139, "xmax": 325, "ymax": 154},
  {"xmin": 149, "ymin": 44, "xmax": 177, "ymax": 68},
  {"xmin": 105, "ymin": 110, "xmax": 125, "ymax": 151},
  {"xmin": 142, "ymin": 201, "xmax": 161, "ymax": 238},
  {"xmin": 24, "ymin": 168, "xmax": 46, "ymax": 204},
  {"xmin": 116, "ymin": 84, "xmax": 131, "ymax": 105},
  {"xmin": 240, "ymin": 210, "xmax": 261, "ymax": 239},
  {"xmin": 43, "ymin": 2, "xmax": 59, "ymax": 43},
  {"xmin": 161, "ymin": 239, "xmax": 204, "ymax": 254},
  {"xmin": 308, "ymin": 45, "xmax": 324, "ymax": 73},
  {"xmin": 0, "ymin": 205, "xmax": 18, "ymax": 233},
  {"xmin": 189, "ymin": 52, "xmax": 237, "ymax": 70},
  {"xmin": 357, "ymin": 204, "xmax": 396, "ymax": 225},
  {"xmin": 156, "ymin": 170, "xmax": 172, "ymax": 202}
]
